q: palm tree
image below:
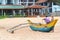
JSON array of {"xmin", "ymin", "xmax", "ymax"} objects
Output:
[{"xmin": 55, "ymin": 0, "xmax": 60, "ymax": 5}]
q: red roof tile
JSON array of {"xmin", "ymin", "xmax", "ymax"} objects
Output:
[
  {"xmin": 27, "ymin": 5, "xmax": 48, "ymax": 9},
  {"xmin": 36, "ymin": 0, "xmax": 47, "ymax": 3}
]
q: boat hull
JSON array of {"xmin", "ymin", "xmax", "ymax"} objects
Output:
[{"xmin": 30, "ymin": 26, "xmax": 54, "ymax": 32}]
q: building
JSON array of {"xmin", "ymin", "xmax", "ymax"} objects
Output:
[
  {"xmin": 0, "ymin": 0, "xmax": 52, "ymax": 16},
  {"xmin": 52, "ymin": 2, "xmax": 60, "ymax": 12}
]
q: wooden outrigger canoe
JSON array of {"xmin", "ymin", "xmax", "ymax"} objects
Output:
[{"xmin": 27, "ymin": 19, "xmax": 58, "ymax": 32}]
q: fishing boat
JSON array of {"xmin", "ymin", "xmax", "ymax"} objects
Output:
[{"xmin": 27, "ymin": 19, "xmax": 58, "ymax": 32}]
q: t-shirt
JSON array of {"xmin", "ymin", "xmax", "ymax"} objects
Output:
[{"xmin": 44, "ymin": 17, "xmax": 51, "ymax": 23}]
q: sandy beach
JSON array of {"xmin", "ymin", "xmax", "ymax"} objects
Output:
[{"xmin": 0, "ymin": 17, "xmax": 60, "ymax": 40}]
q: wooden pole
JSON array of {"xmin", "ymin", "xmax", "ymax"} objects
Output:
[
  {"xmin": 2, "ymin": 10, "xmax": 3, "ymax": 16},
  {"xmin": 4, "ymin": 10, "xmax": 6, "ymax": 16},
  {"xmin": 13, "ymin": 10, "xmax": 16, "ymax": 16}
]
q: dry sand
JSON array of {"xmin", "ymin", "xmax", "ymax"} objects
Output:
[{"xmin": 0, "ymin": 17, "xmax": 60, "ymax": 40}]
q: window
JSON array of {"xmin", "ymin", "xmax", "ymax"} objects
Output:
[
  {"xmin": 0, "ymin": 0, "xmax": 2, "ymax": 4},
  {"xmin": 39, "ymin": 3, "xmax": 43, "ymax": 6},
  {"xmin": 49, "ymin": 3, "xmax": 52, "ymax": 7},
  {"xmin": 49, "ymin": 8, "xmax": 52, "ymax": 13},
  {"xmin": 14, "ymin": 0, "xmax": 17, "ymax": 4},
  {"xmin": 35, "ymin": 0, "xmax": 37, "ymax": 2},
  {"xmin": 29, "ymin": 0, "xmax": 33, "ymax": 2},
  {"xmin": 53, "ymin": 3, "xmax": 57, "ymax": 5},
  {"xmin": 7, "ymin": 0, "xmax": 13, "ymax": 5},
  {"xmin": 21, "ymin": 3, "xmax": 26, "ymax": 5},
  {"xmin": 28, "ymin": 3, "xmax": 33, "ymax": 6},
  {"xmin": 21, "ymin": 0, "xmax": 27, "ymax": 2},
  {"xmin": 44, "ymin": 2, "xmax": 47, "ymax": 6}
]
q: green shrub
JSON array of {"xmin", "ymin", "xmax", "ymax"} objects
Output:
[{"xmin": 0, "ymin": 16, "xmax": 7, "ymax": 19}]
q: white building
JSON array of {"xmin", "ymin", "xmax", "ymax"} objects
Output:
[{"xmin": 0, "ymin": 0, "xmax": 52, "ymax": 16}]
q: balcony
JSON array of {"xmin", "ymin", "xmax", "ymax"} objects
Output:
[{"xmin": 0, "ymin": 5, "xmax": 26, "ymax": 9}]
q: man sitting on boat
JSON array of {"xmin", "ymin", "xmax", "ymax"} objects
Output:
[{"xmin": 43, "ymin": 16, "xmax": 54, "ymax": 24}]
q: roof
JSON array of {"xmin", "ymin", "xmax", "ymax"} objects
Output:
[
  {"xmin": 27, "ymin": 5, "xmax": 48, "ymax": 9},
  {"xmin": 36, "ymin": 0, "xmax": 47, "ymax": 3},
  {"xmin": 0, "ymin": 5, "xmax": 26, "ymax": 9}
]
